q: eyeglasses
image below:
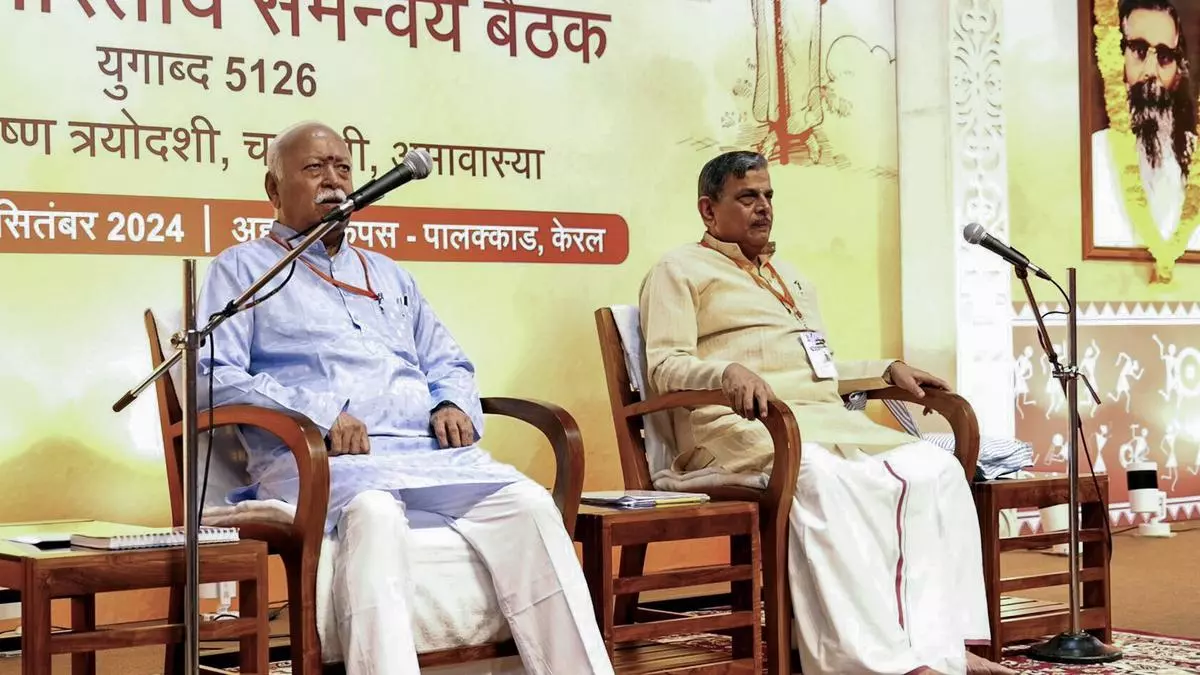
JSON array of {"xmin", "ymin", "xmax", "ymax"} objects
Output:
[{"xmin": 1122, "ymin": 37, "xmax": 1183, "ymax": 68}]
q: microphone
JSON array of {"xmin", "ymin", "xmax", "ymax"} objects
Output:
[
  {"xmin": 962, "ymin": 222, "xmax": 1052, "ymax": 280},
  {"xmin": 323, "ymin": 148, "xmax": 434, "ymax": 222}
]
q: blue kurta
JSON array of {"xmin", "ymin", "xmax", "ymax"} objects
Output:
[{"xmin": 198, "ymin": 221, "xmax": 526, "ymax": 532}]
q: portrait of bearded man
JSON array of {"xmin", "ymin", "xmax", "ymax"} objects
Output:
[{"xmin": 1090, "ymin": 0, "xmax": 1200, "ymax": 252}]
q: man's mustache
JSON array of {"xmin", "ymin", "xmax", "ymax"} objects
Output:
[
  {"xmin": 1129, "ymin": 79, "xmax": 1176, "ymax": 169},
  {"xmin": 1130, "ymin": 79, "xmax": 1173, "ymax": 111},
  {"xmin": 315, "ymin": 188, "xmax": 348, "ymax": 204}
]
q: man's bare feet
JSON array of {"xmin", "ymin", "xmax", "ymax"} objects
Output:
[{"xmin": 966, "ymin": 651, "xmax": 1017, "ymax": 675}]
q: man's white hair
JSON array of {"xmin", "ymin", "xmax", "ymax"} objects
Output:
[{"xmin": 264, "ymin": 120, "xmax": 332, "ymax": 181}]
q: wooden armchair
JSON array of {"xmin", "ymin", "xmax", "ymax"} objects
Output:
[
  {"xmin": 144, "ymin": 308, "xmax": 586, "ymax": 675},
  {"xmin": 594, "ymin": 306, "xmax": 981, "ymax": 675}
]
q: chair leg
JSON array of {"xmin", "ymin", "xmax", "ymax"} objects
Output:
[
  {"xmin": 1081, "ymin": 499, "xmax": 1112, "ymax": 645},
  {"xmin": 762, "ymin": 520, "xmax": 791, "ymax": 675},
  {"xmin": 613, "ymin": 543, "xmax": 647, "ymax": 625},
  {"xmin": 163, "ymin": 585, "xmax": 184, "ymax": 675},
  {"xmin": 975, "ymin": 488, "xmax": 1003, "ymax": 663},
  {"xmin": 283, "ymin": 551, "xmax": 323, "ymax": 675}
]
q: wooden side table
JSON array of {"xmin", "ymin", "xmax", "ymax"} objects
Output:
[
  {"xmin": 574, "ymin": 501, "xmax": 761, "ymax": 675},
  {"xmin": 0, "ymin": 520, "xmax": 270, "ymax": 675},
  {"xmin": 971, "ymin": 474, "xmax": 1112, "ymax": 661}
]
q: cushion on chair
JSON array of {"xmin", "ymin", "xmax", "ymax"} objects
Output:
[
  {"xmin": 843, "ymin": 379, "xmax": 1033, "ymax": 479},
  {"xmin": 919, "ymin": 432, "xmax": 1032, "ymax": 480},
  {"xmin": 152, "ymin": 306, "xmax": 254, "ymax": 509},
  {"xmin": 316, "ymin": 527, "xmax": 516, "ymax": 660},
  {"xmin": 202, "ymin": 499, "xmax": 296, "ymax": 526},
  {"xmin": 609, "ymin": 305, "xmax": 678, "ymax": 475},
  {"xmin": 200, "ymin": 485, "xmax": 520, "ymax": 660}
]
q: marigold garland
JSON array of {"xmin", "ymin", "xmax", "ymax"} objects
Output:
[{"xmin": 1094, "ymin": 0, "xmax": 1200, "ymax": 282}]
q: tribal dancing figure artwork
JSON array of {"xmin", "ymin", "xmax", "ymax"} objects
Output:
[{"xmin": 1013, "ymin": 302, "xmax": 1200, "ymax": 520}]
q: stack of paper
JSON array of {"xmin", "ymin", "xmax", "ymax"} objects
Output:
[{"xmin": 581, "ymin": 490, "xmax": 710, "ymax": 509}]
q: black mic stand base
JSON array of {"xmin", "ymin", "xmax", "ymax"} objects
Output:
[{"xmin": 1026, "ymin": 632, "xmax": 1123, "ymax": 665}]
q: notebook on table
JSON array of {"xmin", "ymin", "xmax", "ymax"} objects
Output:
[
  {"xmin": 70, "ymin": 525, "xmax": 240, "ymax": 551},
  {"xmin": 581, "ymin": 490, "xmax": 710, "ymax": 509}
]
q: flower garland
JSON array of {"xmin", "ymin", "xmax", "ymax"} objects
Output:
[{"xmin": 1095, "ymin": 0, "xmax": 1200, "ymax": 282}]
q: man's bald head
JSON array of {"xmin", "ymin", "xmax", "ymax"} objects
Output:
[
  {"xmin": 264, "ymin": 121, "xmax": 354, "ymax": 244},
  {"xmin": 265, "ymin": 121, "xmax": 342, "ymax": 182}
]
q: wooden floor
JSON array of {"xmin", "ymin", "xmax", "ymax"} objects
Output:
[
  {"xmin": 1, "ymin": 526, "xmax": 1196, "ymax": 674},
  {"xmin": 997, "ymin": 524, "xmax": 1200, "ymax": 639}
]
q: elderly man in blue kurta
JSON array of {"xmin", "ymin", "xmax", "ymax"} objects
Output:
[{"xmin": 197, "ymin": 121, "xmax": 613, "ymax": 675}]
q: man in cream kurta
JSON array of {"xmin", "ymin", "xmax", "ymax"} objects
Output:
[{"xmin": 639, "ymin": 151, "xmax": 1009, "ymax": 675}]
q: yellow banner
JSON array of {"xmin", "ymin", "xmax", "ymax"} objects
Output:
[{"xmin": 0, "ymin": 0, "xmax": 901, "ymax": 526}]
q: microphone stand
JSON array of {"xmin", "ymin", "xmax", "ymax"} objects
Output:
[
  {"xmin": 111, "ymin": 209, "xmax": 349, "ymax": 675},
  {"xmin": 1020, "ymin": 266, "xmax": 1121, "ymax": 664}
]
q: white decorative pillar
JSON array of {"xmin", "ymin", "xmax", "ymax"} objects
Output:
[{"xmin": 896, "ymin": 0, "xmax": 1016, "ymax": 439}]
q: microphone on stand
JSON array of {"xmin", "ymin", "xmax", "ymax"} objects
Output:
[
  {"xmin": 962, "ymin": 222, "xmax": 1053, "ymax": 281},
  {"xmin": 289, "ymin": 148, "xmax": 434, "ymax": 241},
  {"xmin": 967, "ymin": 224, "xmax": 1122, "ymax": 663},
  {"xmin": 329, "ymin": 148, "xmax": 434, "ymax": 219}
]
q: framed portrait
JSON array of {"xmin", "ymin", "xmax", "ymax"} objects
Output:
[{"xmin": 1081, "ymin": 0, "xmax": 1200, "ymax": 280}]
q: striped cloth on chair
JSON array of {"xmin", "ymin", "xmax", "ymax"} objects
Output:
[{"xmin": 844, "ymin": 392, "xmax": 1031, "ymax": 480}]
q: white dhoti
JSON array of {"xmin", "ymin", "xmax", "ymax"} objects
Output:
[
  {"xmin": 788, "ymin": 440, "xmax": 990, "ymax": 675},
  {"xmin": 333, "ymin": 480, "xmax": 614, "ymax": 675}
]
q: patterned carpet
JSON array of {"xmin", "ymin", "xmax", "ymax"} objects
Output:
[
  {"xmin": 1002, "ymin": 631, "xmax": 1200, "ymax": 673},
  {"xmin": 661, "ymin": 629, "xmax": 1200, "ymax": 674},
  {"xmin": 248, "ymin": 629, "xmax": 1200, "ymax": 673}
]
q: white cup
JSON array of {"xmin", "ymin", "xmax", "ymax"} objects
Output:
[
  {"xmin": 1039, "ymin": 503, "xmax": 1069, "ymax": 532},
  {"xmin": 1127, "ymin": 461, "xmax": 1160, "ymax": 513}
]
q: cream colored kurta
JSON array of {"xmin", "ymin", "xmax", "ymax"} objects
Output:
[
  {"xmin": 639, "ymin": 233, "xmax": 916, "ymax": 474},
  {"xmin": 639, "ymin": 233, "xmax": 991, "ymax": 675}
]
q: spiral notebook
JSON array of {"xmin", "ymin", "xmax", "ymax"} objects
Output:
[{"xmin": 70, "ymin": 526, "xmax": 240, "ymax": 551}]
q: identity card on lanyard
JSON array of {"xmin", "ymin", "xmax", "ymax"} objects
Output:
[{"xmin": 799, "ymin": 331, "xmax": 839, "ymax": 380}]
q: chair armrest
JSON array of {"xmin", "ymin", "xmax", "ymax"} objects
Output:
[
  {"xmin": 169, "ymin": 405, "xmax": 330, "ymax": 553},
  {"xmin": 622, "ymin": 390, "xmax": 801, "ymax": 513},
  {"xmin": 864, "ymin": 387, "xmax": 980, "ymax": 481},
  {"xmin": 836, "ymin": 375, "xmax": 891, "ymax": 398},
  {"xmin": 481, "ymin": 397, "xmax": 585, "ymax": 537}
]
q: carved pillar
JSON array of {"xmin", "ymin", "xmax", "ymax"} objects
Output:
[{"xmin": 897, "ymin": 0, "xmax": 1015, "ymax": 438}]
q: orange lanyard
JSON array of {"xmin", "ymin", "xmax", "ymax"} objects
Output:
[
  {"xmin": 269, "ymin": 234, "xmax": 382, "ymax": 304},
  {"xmin": 700, "ymin": 239, "xmax": 800, "ymax": 317}
]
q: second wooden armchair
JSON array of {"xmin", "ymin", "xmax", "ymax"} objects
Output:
[{"xmin": 594, "ymin": 305, "xmax": 982, "ymax": 675}]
